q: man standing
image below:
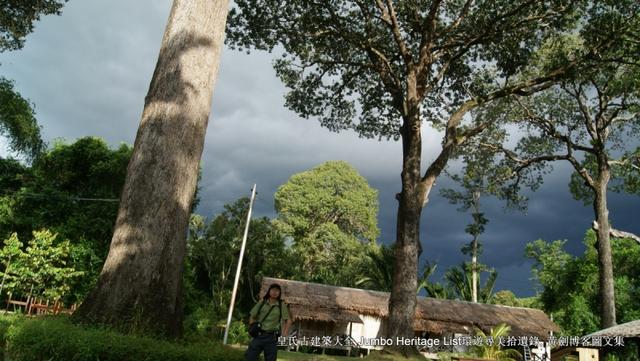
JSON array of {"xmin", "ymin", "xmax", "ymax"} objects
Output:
[{"xmin": 246, "ymin": 283, "xmax": 292, "ymax": 361}]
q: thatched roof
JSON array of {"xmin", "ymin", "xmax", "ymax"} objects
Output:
[
  {"xmin": 261, "ymin": 277, "xmax": 559, "ymax": 339},
  {"xmin": 587, "ymin": 320, "xmax": 640, "ymax": 338}
]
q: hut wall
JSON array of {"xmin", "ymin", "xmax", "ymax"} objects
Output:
[
  {"xmin": 333, "ymin": 321, "xmax": 351, "ymax": 336},
  {"xmin": 348, "ymin": 314, "xmax": 384, "ymax": 348},
  {"xmin": 578, "ymin": 348, "xmax": 598, "ymax": 361},
  {"xmin": 297, "ymin": 320, "xmax": 334, "ymax": 338}
]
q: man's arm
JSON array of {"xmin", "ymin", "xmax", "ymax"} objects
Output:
[
  {"xmin": 282, "ymin": 318, "xmax": 292, "ymax": 336},
  {"xmin": 281, "ymin": 303, "xmax": 292, "ymax": 335},
  {"xmin": 248, "ymin": 301, "xmax": 261, "ymax": 324}
]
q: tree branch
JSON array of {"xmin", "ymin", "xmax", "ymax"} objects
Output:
[
  {"xmin": 374, "ymin": 0, "xmax": 391, "ymax": 25},
  {"xmin": 448, "ymin": 0, "xmax": 474, "ymax": 31},
  {"xmin": 416, "ymin": 0, "xmax": 444, "ymax": 75},
  {"xmin": 383, "ymin": 0, "xmax": 413, "ymax": 67},
  {"xmin": 362, "ymin": 44, "xmax": 403, "ymax": 103},
  {"xmin": 609, "ymin": 154, "xmax": 640, "ymax": 171},
  {"xmin": 514, "ymin": 97, "xmax": 596, "ymax": 154},
  {"xmin": 593, "ymin": 221, "xmax": 640, "ymax": 245},
  {"xmin": 479, "ymin": 141, "xmax": 597, "ymax": 190},
  {"xmin": 566, "ymin": 82, "xmax": 599, "ymax": 142}
]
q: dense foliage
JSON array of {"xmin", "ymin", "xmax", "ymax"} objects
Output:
[
  {"xmin": 274, "ymin": 161, "xmax": 380, "ymax": 286},
  {"xmin": 526, "ymin": 230, "xmax": 640, "ymax": 335},
  {"xmin": 184, "ymin": 198, "xmax": 289, "ymax": 336},
  {"xmin": 0, "ymin": 78, "xmax": 44, "ymax": 161},
  {"xmin": 0, "ymin": 230, "xmax": 83, "ymax": 301},
  {"xmin": 0, "ymin": 137, "xmax": 131, "ymax": 303}
]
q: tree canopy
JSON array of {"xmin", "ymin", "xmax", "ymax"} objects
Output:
[
  {"xmin": 227, "ymin": 0, "xmax": 592, "ymax": 140},
  {"xmin": 1, "ymin": 137, "xmax": 131, "ymax": 251},
  {"xmin": 0, "ymin": 1, "xmax": 69, "ymax": 160},
  {"xmin": 274, "ymin": 161, "xmax": 379, "ymax": 286},
  {"xmin": 275, "ymin": 161, "xmax": 379, "ymax": 242},
  {"xmin": 226, "ymin": 0, "xmax": 631, "ymax": 340},
  {"xmin": 0, "ymin": 0, "xmax": 68, "ymax": 52},
  {"xmin": 0, "ymin": 77, "xmax": 44, "ymax": 160},
  {"xmin": 0, "ymin": 137, "xmax": 131, "ymax": 302}
]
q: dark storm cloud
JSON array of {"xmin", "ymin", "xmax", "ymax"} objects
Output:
[
  {"xmin": 1, "ymin": 0, "xmax": 637, "ymax": 298},
  {"xmin": 0, "ymin": 0, "xmax": 170, "ymax": 144}
]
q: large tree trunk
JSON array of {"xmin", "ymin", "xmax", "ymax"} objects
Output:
[
  {"xmin": 73, "ymin": 0, "xmax": 230, "ymax": 337},
  {"xmin": 388, "ymin": 192, "xmax": 421, "ymax": 340},
  {"xmin": 594, "ymin": 162, "xmax": 616, "ymax": 328},
  {"xmin": 387, "ymin": 111, "xmax": 426, "ymax": 355}
]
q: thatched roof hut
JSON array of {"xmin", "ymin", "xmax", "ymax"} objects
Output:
[
  {"xmin": 587, "ymin": 320, "xmax": 640, "ymax": 338},
  {"xmin": 551, "ymin": 320, "xmax": 640, "ymax": 361},
  {"xmin": 260, "ymin": 277, "xmax": 559, "ymax": 339}
]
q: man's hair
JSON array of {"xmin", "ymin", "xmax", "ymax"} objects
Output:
[{"xmin": 262, "ymin": 283, "xmax": 282, "ymax": 300}]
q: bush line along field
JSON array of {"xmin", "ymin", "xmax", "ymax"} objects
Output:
[
  {"xmin": 0, "ymin": 314, "xmax": 430, "ymax": 361},
  {"xmin": 0, "ymin": 315, "xmax": 244, "ymax": 361}
]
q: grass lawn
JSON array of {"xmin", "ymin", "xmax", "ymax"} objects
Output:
[
  {"xmin": 277, "ymin": 350, "xmax": 359, "ymax": 360},
  {"xmin": 276, "ymin": 350, "xmax": 428, "ymax": 361}
]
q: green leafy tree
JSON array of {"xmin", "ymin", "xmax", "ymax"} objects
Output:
[
  {"xmin": 0, "ymin": 0, "xmax": 68, "ymax": 52},
  {"xmin": 0, "ymin": 232, "xmax": 23, "ymax": 296},
  {"xmin": 0, "ymin": 77, "xmax": 44, "ymax": 160},
  {"xmin": 1, "ymin": 137, "xmax": 131, "ymax": 255},
  {"xmin": 491, "ymin": 290, "xmax": 540, "ymax": 309},
  {"xmin": 0, "ymin": 230, "xmax": 83, "ymax": 301},
  {"xmin": 226, "ymin": 0, "xmax": 623, "ymax": 342},
  {"xmin": 526, "ymin": 230, "xmax": 640, "ymax": 337},
  {"xmin": 0, "ymin": 137, "xmax": 131, "ymax": 302},
  {"xmin": 483, "ymin": 9, "xmax": 639, "ymax": 325},
  {"xmin": 441, "ymin": 151, "xmax": 494, "ymax": 303},
  {"xmin": 275, "ymin": 161, "xmax": 379, "ymax": 286}
]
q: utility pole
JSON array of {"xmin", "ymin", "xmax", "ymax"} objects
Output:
[
  {"xmin": 471, "ymin": 190, "xmax": 480, "ymax": 303},
  {"xmin": 223, "ymin": 184, "xmax": 257, "ymax": 345}
]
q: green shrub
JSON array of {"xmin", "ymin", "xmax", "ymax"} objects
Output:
[
  {"xmin": 183, "ymin": 304, "xmax": 219, "ymax": 336},
  {"xmin": 5, "ymin": 316, "xmax": 244, "ymax": 361},
  {"xmin": 227, "ymin": 320, "xmax": 249, "ymax": 345},
  {"xmin": 0, "ymin": 315, "xmax": 19, "ymax": 361},
  {"xmin": 0, "ymin": 316, "xmax": 12, "ymax": 347}
]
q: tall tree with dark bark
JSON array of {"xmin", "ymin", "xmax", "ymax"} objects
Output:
[
  {"xmin": 72, "ymin": 0, "xmax": 230, "ymax": 337},
  {"xmin": 477, "ymin": 3, "xmax": 639, "ymax": 327},
  {"xmin": 484, "ymin": 64, "xmax": 639, "ymax": 329},
  {"xmin": 225, "ymin": 0, "xmax": 612, "ymax": 348}
]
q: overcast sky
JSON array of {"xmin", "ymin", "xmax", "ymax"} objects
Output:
[{"xmin": 1, "ymin": 0, "xmax": 638, "ymax": 297}]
